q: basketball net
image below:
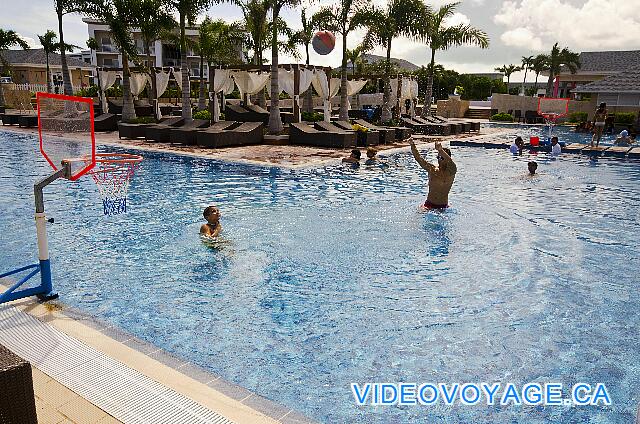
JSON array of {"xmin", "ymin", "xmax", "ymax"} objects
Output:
[
  {"xmin": 538, "ymin": 98, "xmax": 569, "ymax": 141},
  {"xmin": 83, "ymin": 154, "xmax": 143, "ymax": 216}
]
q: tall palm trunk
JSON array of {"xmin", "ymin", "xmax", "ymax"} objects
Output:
[
  {"xmin": 57, "ymin": 9, "xmax": 72, "ymax": 96},
  {"xmin": 338, "ymin": 32, "xmax": 348, "ymax": 121},
  {"xmin": 180, "ymin": 14, "xmax": 192, "ymax": 121},
  {"xmin": 421, "ymin": 48, "xmax": 436, "ymax": 117},
  {"xmin": 255, "ymin": 48, "xmax": 266, "ymax": 108},
  {"xmin": 146, "ymin": 44, "xmax": 157, "ymax": 106},
  {"xmin": 198, "ymin": 55, "xmax": 206, "ymax": 110},
  {"xmin": 45, "ymin": 53, "xmax": 52, "ymax": 93},
  {"xmin": 121, "ymin": 52, "xmax": 137, "ymax": 122},
  {"xmin": 380, "ymin": 41, "xmax": 392, "ymax": 123},
  {"xmin": 267, "ymin": 6, "xmax": 283, "ymax": 133},
  {"xmin": 304, "ymin": 44, "xmax": 313, "ymax": 114},
  {"xmin": 534, "ymin": 73, "xmax": 539, "ymax": 91},
  {"xmin": 546, "ymin": 72, "xmax": 554, "ymax": 97},
  {"xmin": 521, "ymin": 66, "xmax": 528, "ymax": 95}
]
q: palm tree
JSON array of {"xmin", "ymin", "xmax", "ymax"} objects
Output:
[
  {"xmin": 267, "ymin": 0, "xmax": 303, "ymax": 134},
  {"xmin": 138, "ymin": 0, "xmax": 176, "ymax": 104},
  {"xmin": 494, "ymin": 64, "xmax": 521, "ymax": 88},
  {"xmin": 54, "ymin": 0, "xmax": 84, "ymax": 95},
  {"xmin": 520, "ymin": 55, "xmax": 533, "ymax": 95},
  {"xmin": 169, "ymin": 0, "xmax": 213, "ymax": 121},
  {"xmin": 316, "ymin": 0, "xmax": 371, "ymax": 121},
  {"xmin": 84, "ymin": 0, "xmax": 142, "ymax": 122},
  {"xmin": 362, "ymin": 0, "xmax": 424, "ymax": 122},
  {"xmin": 0, "ymin": 29, "xmax": 29, "ymax": 107},
  {"xmin": 199, "ymin": 18, "xmax": 241, "ymax": 114},
  {"xmin": 419, "ymin": 2, "xmax": 488, "ymax": 117},
  {"xmin": 531, "ymin": 54, "xmax": 549, "ymax": 93},
  {"xmin": 292, "ymin": 8, "xmax": 320, "ymax": 113},
  {"xmin": 38, "ymin": 30, "xmax": 78, "ymax": 93},
  {"xmin": 543, "ymin": 43, "xmax": 580, "ymax": 97}
]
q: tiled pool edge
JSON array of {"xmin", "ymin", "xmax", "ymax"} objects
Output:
[
  {"xmin": 0, "ymin": 284, "xmax": 317, "ymax": 424},
  {"xmin": 59, "ymin": 306, "xmax": 317, "ymax": 424}
]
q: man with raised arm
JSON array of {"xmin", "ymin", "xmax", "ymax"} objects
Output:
[{"xmin": 410, "ymin": 140, "xmax": 457, "ymax": 209}]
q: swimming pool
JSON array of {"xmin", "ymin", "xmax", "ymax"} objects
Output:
[{"xmin": 1, "ymin": 127, "xmax": 638, "ymax": 423}]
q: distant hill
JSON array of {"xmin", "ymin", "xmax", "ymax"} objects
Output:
[{"xmin": 351, "ymin": 54, "xmax": 421, "ymax": 71}]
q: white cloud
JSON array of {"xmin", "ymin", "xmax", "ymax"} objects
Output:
[
  {"xmin": 500, "ymin": 28, "xmax": 544, "ymax": 51},
  {"xmin": 495, "ymin": 0, "xmax": 640, "ymax": 51},
  {"xmin": 18, "ymin": 34, "xmax": 39, "ymax": 49},
  {"xmin": 444, "ymin": 12, "xmax": 471, "ymax": 27}
]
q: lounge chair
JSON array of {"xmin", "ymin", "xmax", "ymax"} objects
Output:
[
  {"xmin": 414, "ymin": 116, "xmax": 458, "ymax": 135},
  {"xmin": 524, "ymin": 110, "xmax": 544, "ymax": 124},
  {"xmin": 352, "ymin": 119, "xmax": 396, "ymax": 144},
  {"xmin": 331, "ymin": 121, "xmax": 380, "ymax": 147},
  {"xmin": 289, "ymin": 122, "xmax": 356, "ymax": 149},
  {"xmin": 107, "ymin": 100, "xmax": 123, "ymax": 115},
  {"xmin": 168, "ymin": 119, "xmax": 211, "ymax": 145},
  {"xmin": 421, "ymin": 116, "xmax": 467, "ymax": 133},
  {"xmin": 17, "ymin": 115, "xmax": 38, "ymax": 128},
  {"xmin": 145, "ymin": 117, "xmax": 186, "ymax": 142},
  {"xmin": 432, "ymin": 115, "xmax": 478, "ymax": 132},
  {"xmin": 402, "ymin": 116, "xmax": 449, "ymax": 135},
  {"xmin": 1, "ymin": 113, "xmax": 22, "ymax": 126},
  {"xmin": 196, "ymin": 122, "xmax": 263, "ymax": 148},
  {"xmin": 118, "ymin": 121, "xmax": 152, "ymax": 139},
  {"xmin": 94, "ymin": 113, "xmax": 119, "ymax": 132},
  {"xmin": 134, "ymin": 100, "xmax": 154, "ymax": 117},
  {"xmin": 400, "ymin": 117, "xmax": 430, "ymax": 134}
]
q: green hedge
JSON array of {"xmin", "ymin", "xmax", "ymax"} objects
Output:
[
  {"xmin": 491, "ymin": 113, "xmax": 514, "ymax": 122},
  {"xmin": 301, "ymin": 111, "xmax": 324, "ymax": 122},
  {"xmin": 614, "ymin": 112, "xmax": 636, "ymax": 124},
  {"xmin": 567, "ymin": 112, "xmax": 588, "ymax": 123}
]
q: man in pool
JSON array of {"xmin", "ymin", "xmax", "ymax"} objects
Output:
[
  {"xmin": 200, "ymin": 205, "xmax": 222, "ymax": 238},
  {"xmin": 410, "ymin": 140, "xmax": 456, "ymax": 209},
  {"xmin": 342, "ymin": 149, "xmax": 361, "ymax": 164},
  {"xmin": 528, "ymin": 161, "xmax": 538, "ymax": 175}
]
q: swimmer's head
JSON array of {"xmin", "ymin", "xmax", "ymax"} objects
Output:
[
  {"xmin": 351, "ymin": 149, "xmax": 361, "ymax": 160},
  {"xmin": 366, "ymin": 148, "xmax": 377, "ymax": 159},
  {"xmin": 203, "ymin": 205, "xmax": 221, "ymax": 224},
  {"xmin": 551, "ymin": 136, "xmax": 558, "ymax": 145},
  {"xmin": 528, "ymin": 161, "xmax": 538, "ymax": 175},
  {"xmin": 599, "ymin": 102, "xmax": 606, "ymax": 109},
  {"xmin": 437, "ymin": 148, "xmax": 452, "ymax": 168},
  {"xmin": 515, "ymin": 136, "xmax": 524, "ymax": 147},
  {"xmin": 620, "ymin": 130, "xmax": 629, "ymax": 137}
]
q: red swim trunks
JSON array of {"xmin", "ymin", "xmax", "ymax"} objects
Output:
[{"xmin": 423, "ymin": 200, "xmax": 449, "ymax": 209}]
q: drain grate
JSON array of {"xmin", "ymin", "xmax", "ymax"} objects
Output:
[{"xmin": 0, "ymin": 306, "xmax": 235, "ymax": 424}]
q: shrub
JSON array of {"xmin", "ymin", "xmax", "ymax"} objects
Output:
[
  {"xmin": 75, "ymin": 85, "xmax": 99, "ymax": 98},
  {"xmin": 614, "ymin": 112, "xmax": 636, "ymax": 125},
  {"xmin": 105, "ymin": 85, "xmax": 122, "ymax": 97},
  {"xmin": 301, "ymin": 111, "xmax": 324, "ymax": 122},
  {"xmin": 193, "ymin": 109, "xmax": 211, "ymax": 120},
  {"xmin": 491, "ymin": 113, "xmax": 514, "ymax": 122},
  {"xmin": 568, "ymin": 112, "xmax": 588, "ymax": 123}
]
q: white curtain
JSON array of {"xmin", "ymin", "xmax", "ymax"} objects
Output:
[
  {"xmin": 130, "ymin": 73, "xmax": 150, "ymax": 98},
  {"xmin": 312, "ymin": 70, "xmax": 331, "ymax": 122},
  {"xmin": 99, "ymin": 70, "xmax": 118, "ymax": 114},
  {"xmin": 409, "ymin": 79, "xmax": 418, "ymax": 118},
  {"xmin": 172, "ymin": 68, "xmax": 182, "ymax": 91},
  {"xmin": 329, "ymin": 78, "xmax": 341, "ymax": 99},
  {"xmin": 211, "ymin": 69, "xmax": 234, "ymax": 122},
  {"xmin": 345, "ymin": 79, "xmax": 368, "ymax": 110},
  {"xmin": 231, "ymin": 71, "xmax": 270, "ymax": 99},
  {"xmin": 278, "ymin": 69, "xmax": 295, "ymax": 96},
  {"xmin": 155, "ymin": 70, "xmax": 170, "ymax": 97}
]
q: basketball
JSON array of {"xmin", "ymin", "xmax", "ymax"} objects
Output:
[{"xmin": 312, "ymin": 31, "xmax": 336, "ymax": 55}]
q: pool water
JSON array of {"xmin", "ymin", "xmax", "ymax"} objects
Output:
[{"xmin": 1, "ymin": 127, "xmax": 639, "ymax": 423}]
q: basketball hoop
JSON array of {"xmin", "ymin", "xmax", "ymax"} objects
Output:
[
  {"xmin": 68, "ymin": 153, "xmax": 143, "ymax": 216},
  {"xmin": 538, "ymin": 98, "xmax": 570, "ymax": 141}
]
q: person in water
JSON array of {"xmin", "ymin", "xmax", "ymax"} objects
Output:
[
  {"xmin": 510, "ymin": 136, "xmax": 525, "ymax": 155},
  {"xmin": 200, "ymin": 205, "xmax": 222, "ymax": 238},
  {"xmin": 592, "ymin": 102, "xmax": 607, "ymax": 147},
  {"xmin": 364, "ymin": 148, "xmax": 379, "ymax": 165},
  {"xmin": 551, "ymin": 136, "xmax": 562, "ymax": 155},
  {"xmin": 342, "ymin": 149, "xmax": 361, "ymax": 164},
  {"xmin": 410, "ymin": 140, "xmax": 456, "ymax": 209},
  {"xmin": 614, "ymin": 130, "xmax": 634, "ymax": 147},
  {"xmin": 528, "ymin": 161, "xmax": 538, "ymax": 175}
]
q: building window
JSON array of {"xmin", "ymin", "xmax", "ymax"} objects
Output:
[{"xmin": 618, "ymin": 93, "xmax": 640, "ymax": 106}]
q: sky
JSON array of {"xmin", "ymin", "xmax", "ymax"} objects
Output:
[{"xmin": 3, "ymin": 0, "xmax": 640, "ymax": 82}]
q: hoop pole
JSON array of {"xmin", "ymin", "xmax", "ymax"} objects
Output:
[{"xmin": 0, "ymin": 164, "xmax": 70, "ymax": 305}]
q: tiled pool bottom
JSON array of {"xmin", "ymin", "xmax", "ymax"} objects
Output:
[{"xmin": 1, "ymin": 129, "xmax": 640, "ymax": 423}]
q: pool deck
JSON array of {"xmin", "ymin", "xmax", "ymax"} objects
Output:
[
  {"xmin": 0, "ymin": 283, "xmax": 315, "ymax": 424},
  {"xmin": 0, "ymin": 121, "xmax": 499, "ymax": 169}
]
